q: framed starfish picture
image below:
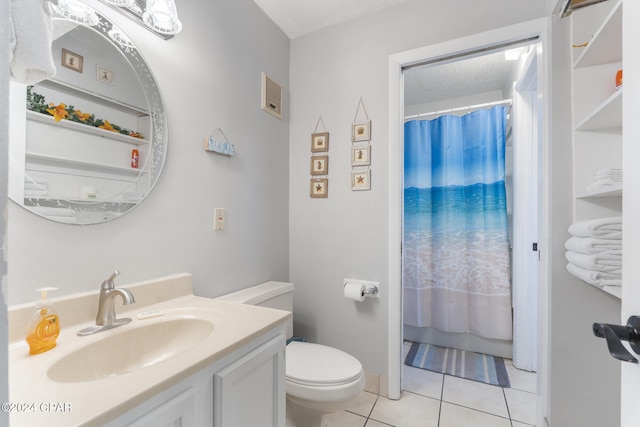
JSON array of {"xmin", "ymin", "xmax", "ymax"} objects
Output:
[
  {"xmin": 310, "ymin": 178, "xmax": 328, "ymax": 198},
  {"xmin": 351, "ymin": 169, "xmax": 370, "ymax": 191}
]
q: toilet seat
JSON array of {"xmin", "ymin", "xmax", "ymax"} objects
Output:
[{"xmin": 286, "ymin": 342, "xmax": 363, "ymax": 387}]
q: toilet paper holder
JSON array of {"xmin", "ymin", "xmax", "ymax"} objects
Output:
[
  {"xmin": 343, "ymin": 279, "xmax": 380, "ymax": 299},
  {"xmin": 593, "ymin": 315, "xmax": 640, "ymax": 363}
]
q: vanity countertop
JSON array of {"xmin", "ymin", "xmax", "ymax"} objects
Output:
[{"xmin": 7, "ymin": 274, "xmax": 290, "ymax": 426}]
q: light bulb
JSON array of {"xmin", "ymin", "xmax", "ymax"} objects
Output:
[{"xmin": 142, "ymin": 0, "xmax": 182, "ymax": 35}]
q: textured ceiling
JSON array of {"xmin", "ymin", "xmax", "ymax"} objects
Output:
[
  {"xmin": 253, "ymin": 0, "xmax": 526, "ymax": 110},
  {"xmin": 404, "ymin": 50, "xmax": 519, "ymax": 107},
  {"xmin": 252, "ymin": 0, "xmax": 407, "ymax": 39}
]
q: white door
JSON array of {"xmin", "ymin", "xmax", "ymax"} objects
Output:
[
  {"xmin": 621, "ymin": 2, "xmax": 640, "ymax": 425},
  {"xmin": 511, "ymin": 45, "xmax": 541, "ymax": 372}
]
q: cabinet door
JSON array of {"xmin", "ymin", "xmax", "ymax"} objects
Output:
[
  {"xmin": 213, "ymin": 335, "xmax": 286, "ymax": 427},
  {"xmin": 126, "ymin": 388, "xmax": 195, "ymax": 427}
]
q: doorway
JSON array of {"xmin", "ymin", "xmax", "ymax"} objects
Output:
[
  {"xmin": 387, "ymin": 19, "xmax": 549, "ymax": 425},
  {"xmin": 402, "ymin": 44, "xmax": 531, "ymax": 361}
]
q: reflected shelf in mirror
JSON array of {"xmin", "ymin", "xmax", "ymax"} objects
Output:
[{"xmin": 9, "ymin": 1, "xmax": 168, "ymax": 225}]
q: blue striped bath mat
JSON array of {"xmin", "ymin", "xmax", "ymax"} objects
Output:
[{"xmin": 404, "ymin": 342, "xmax": 510, "ymax": 387}]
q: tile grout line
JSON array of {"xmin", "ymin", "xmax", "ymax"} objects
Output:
[
  {"xmin": 437, "ymin": 373, "xmax": 445, "ymax": 426},
  {"xmin": 502, "ymin": 386, "xmax": 514, "ymax": 426}
]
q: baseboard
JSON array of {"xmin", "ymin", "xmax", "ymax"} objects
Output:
[{"xmin": 364, "ymin": 371, "xmax": 389, "ymax": 398}]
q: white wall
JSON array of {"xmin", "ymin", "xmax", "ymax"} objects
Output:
[
  {"xmin": 289, "ymin": 0, "xmax": 546, "ymax": 376},
  {"xmin": 8, "ymin": 0, "xmax": 290, "ymax": 305}
]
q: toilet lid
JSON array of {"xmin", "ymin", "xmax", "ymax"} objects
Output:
[{"xmin": 286, "ymin": 342, "xmax": 363, "ymax": 386}]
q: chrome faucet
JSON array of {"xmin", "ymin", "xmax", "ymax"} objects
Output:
[{"xmin": 78, "ymin": 271, "xmax": 136, "ymax": 336}]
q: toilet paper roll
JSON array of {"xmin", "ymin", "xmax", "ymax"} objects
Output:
[{"xmin": 344, "ymin": 282, "xmax": 366, "ymax": 302}]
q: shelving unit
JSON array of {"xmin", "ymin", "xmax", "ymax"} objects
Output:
[
  {"xmin": 38, "ymin": 78, "xmax": 150, "ymax": 117},
  {"xmin": 25, "ymin": 152, "xmax": 145, "ymax": 176},
  {"xmin": 570, "ymin": 0, "xmax": 623, "ymax": 299},
  {"xmin": 26, "ymin": 111, "xmax": 149, "ymax": 146},
  {"xmin": 23, "ymin": 78, "xmax": 151, "ymax": 210},
  {"xmin": 575, "ymin": 89, "xmax": 622, "ymax": 131}
]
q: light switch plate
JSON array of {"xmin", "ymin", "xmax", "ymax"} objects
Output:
[{"xmin": 214, "ymin": 208, "xmax": 225, "ymax": 231}]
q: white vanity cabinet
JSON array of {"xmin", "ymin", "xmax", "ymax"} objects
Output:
[{"xmin": 105, "ymin": 326, "xmax": 286, "ymax": 427}]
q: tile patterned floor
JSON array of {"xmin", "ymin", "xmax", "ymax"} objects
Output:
[{"xmin": 323, "ymin": 342, "xmax": 537, "ymax": 427}]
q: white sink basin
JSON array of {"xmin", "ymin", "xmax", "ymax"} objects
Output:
[{"xmin": 47, "ymin": 318, "xmax": 214, "ymax": 383}]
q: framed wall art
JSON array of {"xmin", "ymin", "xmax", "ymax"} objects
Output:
[
  {"xmin": 97, "ymin": 65, "xmax": 114, "ymax": 84},
  {"xmin": 352, "ymin": 121, "xmax": 371, "ymax": 142},
  {"xmin": 351, "ymin": 169, "xmax": 371, "ymax": 191},
  {"xmin": 61, "ymin": 49, "xmax": 83, "ymax": 73},
  {"xmin": 311, "ymin": 132, "xmax": 329, "ymax": 152},
  {"xmin": 310, "ymin": 155, "xmax": 329, "ymax": 175},
  {"xmin": 310, "ymin": 178, "xmax": 329, "ymax": 198},
  {"xmin": 351, "ymin": 146, "xmax": 370, "ymax": 166}
]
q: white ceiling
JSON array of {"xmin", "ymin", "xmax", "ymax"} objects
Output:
[
  {"xmin": 252, "ymin": 0, "xmax": 407, "ymax": 39},
  {"xmin": 253, "ymin": 0, "xmax": 529, "ymax": 109}
]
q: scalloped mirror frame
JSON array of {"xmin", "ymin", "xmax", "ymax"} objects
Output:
[{"xmin": 10, "ymin": 3, "xmax": 167, "ymax": 225}]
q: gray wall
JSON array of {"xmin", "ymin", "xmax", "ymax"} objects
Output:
[
  {"xmin": 288, "ymin": 0, "xmax": 546, "ymax": 375},
  {"xmin": 1, "ymin": 0, "xmax": 10, "ymax": 423},
  {"xmin": 8, "ymin": 0, "xmax": 290, "ymax": 305}
]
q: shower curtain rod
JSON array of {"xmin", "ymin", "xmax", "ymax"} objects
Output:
[{"xmin": 404, "ymin": 98, "xmax": 512, "ymax": 120}]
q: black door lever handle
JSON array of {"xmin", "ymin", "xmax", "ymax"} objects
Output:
[{"xmin": 593, "ymin": 316, "xmax": 640, "ymax": 363}]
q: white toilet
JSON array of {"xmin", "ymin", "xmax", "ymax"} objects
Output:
[{"xmin": 217, "ymin": 281, "xmax": 365, "ymax": 427}]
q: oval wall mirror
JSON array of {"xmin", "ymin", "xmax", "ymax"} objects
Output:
[{"xmin": 8, "ymin": 3, "xmax": 167, "ymax": 225}]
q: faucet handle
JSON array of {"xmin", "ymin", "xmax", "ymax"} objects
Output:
[{"xmin": 101, "ymin": 270, "xmax": 120, "ymax": 290}]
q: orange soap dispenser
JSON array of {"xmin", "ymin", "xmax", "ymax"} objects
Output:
[{"xmin": 26, "ymin": 287, "xmax": 60, "ymax": 355}]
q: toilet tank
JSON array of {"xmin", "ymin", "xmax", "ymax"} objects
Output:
[{"xmin": 216, "ymin": 281, "xmax": 294, "ymax": 339}]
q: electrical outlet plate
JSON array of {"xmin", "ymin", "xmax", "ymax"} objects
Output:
[{"xmin": 214, "ymin": 208, "xmax": 225, "ymax": 231}]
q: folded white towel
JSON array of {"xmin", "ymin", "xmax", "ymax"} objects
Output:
[
  {"xmin": 568, "ymin": 217, "xmax": 622, "ymax": 239},
  {"xmin": 565, "ymin": 236, "xmax": 621, "ymax": 254},
  {"xmin": 567, "ymin": 263, "xmax": 621, "ymax": 288},
  {"xmin": 595, "ymin": 168, "xmax": 622, "ymax": 178},
  {"xmin": 586, "ymin": 180, "xmax": 622, "ymax": 192},
  {"xmin": 10, "ymin": 0, "xmax": 56, "ymax": 84},
  {"xmin": 565, "ymin": 251, "xmax": 622, "ymax": 273}
]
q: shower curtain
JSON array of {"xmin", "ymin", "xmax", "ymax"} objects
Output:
[{"xmin": 403, "ymin": 106, "xmax": 512, "ymax": 341}]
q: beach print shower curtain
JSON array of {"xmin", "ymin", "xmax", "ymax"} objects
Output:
[{"xmin": 403, "ymin": 106, "xmax": 512, "ymax": 341}]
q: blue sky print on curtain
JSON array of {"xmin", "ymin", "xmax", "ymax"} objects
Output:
[{"xmin": 403, "ymin": 106, "xmax": 512, "ymax": 341}]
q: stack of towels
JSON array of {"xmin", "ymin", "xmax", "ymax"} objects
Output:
[
  {"xmin": 586, "ymin": 168, "xmax": 622, "ymax": 192},
  {"xmin": 565, "ymin": 217, "xmax": 622, "ymax": 288},
  {"xmin": 24, "ymin": 177, "xmax": 49, "ymax": 198}
]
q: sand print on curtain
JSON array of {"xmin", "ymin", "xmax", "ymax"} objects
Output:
[{"xmin": 403, "ymin": 106, "xmax": 512, "ymax": 341}]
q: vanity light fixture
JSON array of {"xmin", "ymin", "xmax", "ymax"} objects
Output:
[
  {"xmin": 100, "ymin": 0, "xmax": 183, "ymax": 37},
  {"xmin": 142, "ymin": 0, "xmax": 182, "ymax": 35},
  {"xmin": 102, "ymin": 0, "xmax": 135, "ymax": 7},
  {"xmin": 51, "ymin": 0, "xmax": 100, "ymax": 26}
]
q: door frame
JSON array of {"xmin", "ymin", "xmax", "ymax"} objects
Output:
[{"xmin": 386, "ymin": 17, "xmax": 550, "ymax": 425}]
